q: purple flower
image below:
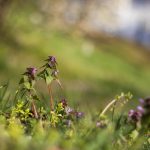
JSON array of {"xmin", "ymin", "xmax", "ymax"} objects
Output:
[
  {"xmin": 143, "ymin": 97, "xmax": 150, "ymax": 109},
  {"xmin": 139, "ymin": 98, "xmax": 145, "ymax": 105},
  {"xmin": 139, "ymin": 97, "xmax": 150, "ymax": 114},
  {"xmin": 128, "ymin": 109, "xmax": 142, "ymax": 122},
  {"xmin": 137, "ymin": 106, "xmax": 145, "ymax": 114},
  {"xmin": 65, "ymin": 107, "xmax": 74, "ymax": 115},
  {"xmin": 60, "ymin": 99, "xmax": 67, "ymax": 108},
  {"xmin": 24, "ymin": 67, "xmax": 37, "ymax": 80},
  {"xmin": 48, "ymin": 56, "xmax": 57, "ymax": 63},
  {"xmin": 46, "ymin": 56, "xmax": 57, "ymax": 68},
  {"xmin": 75, "ymin": 112, "xmax": 84, "ymax": 119}
]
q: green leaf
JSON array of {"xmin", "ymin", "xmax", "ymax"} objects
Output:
[
  {"xmin": 24, "ymin": 82, "xmax": 31, "ymax": 90},
  {"xmin": 44, "ymin": 69, "xmax": 53, "ymax": 85},
  {"xmin": 130, "ymin": 130, "xmax": 139, "ymax": 140},
  {"xmin": 19, "ymin": 78, "xmax": 24, "ymax": 85},
  {"xmin": 32, "ymin": 95, "xmax": 40, "ymax": 101},
  {"xmin": 37, "ymin": 70, "xmax": 45, "ymax": 79},
  {"xmin": 45, "ymin": 75, "xmax": 53, "ymax": 85}
]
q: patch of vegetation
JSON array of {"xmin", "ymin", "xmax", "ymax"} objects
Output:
[{"xmin": 0, "ymin": 56, "xmax": 149, "ymax": 150}]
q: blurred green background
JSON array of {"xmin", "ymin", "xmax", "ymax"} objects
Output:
[{"xmin": 0, "ymin": 0, "xmax": 150, "ymax": 111}]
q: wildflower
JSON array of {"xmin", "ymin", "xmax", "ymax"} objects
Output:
[
  {"xmin": 128, "ymin": 109, "xmax": 142, "ymax": 122},
  {"xmin": 65, "ymin": 106, "xmax": 74, "ymax": 115},
  {"xmin": 75, "ymin": 112, "xmax": 84, "ymax": 119},
  {"xmin": 60, "ymin": 99, "xmax": 67, "ymax": 108},
  {"xmin": 139, "ymin": 97, "xmax": 150, "ymax": 115},
  {"xmin": 139, "ymin": 98, "xmax": 145, "ymax": 105},
  {"xmin": 48, "ymin": 56, "xmax": 57, "ymax": 64},
  {"xmin": 24, "ymin": 67, "xmax": 37, "ymax": 80},
  {"xmin": 137, "ymin": 106, "xmax": 145, "ymax": 114},
  {"xmin": 143, "ymin": 97, "xmax": 150, "ymax": 109},
  {"xmin": 46, "ymin": 56, "xmax": 57, "ymax": 69}
]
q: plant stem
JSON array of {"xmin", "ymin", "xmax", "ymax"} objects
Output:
[
  {"xmin": 99, "ymin": 99, "xmax": 117, "ymax": 118},
  {"xmin": 111, "ymin": 101, "xmax": 117, "ymax": 122},
  {"xmin": 56, "ymin": 79, "xmax": 63, "ymax": 89},
  {"xmin": 48, "ymin": 84, "xmax": 54, "ymax": 111},
  {"xmin": 29, "ymin": 91, "xmax": 38, "ymax": 119},
  {"xmin": 31, "ymin": 100, "xmax": 38, "ymax": 119}
]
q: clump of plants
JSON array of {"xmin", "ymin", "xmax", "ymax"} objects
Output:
[{"xmin": 0, "ymin": 56, "xmax": 149, "ymax": 150}]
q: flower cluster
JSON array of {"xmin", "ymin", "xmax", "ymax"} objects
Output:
[
  {"xmin": 46, "ymin": 56, "xmax": 57, "ymax": 69},
  {"xmin": 139, "ymin": 97, "xmax": 150, "ymax": 112},
  {"xmin": 128, "ymin": 97, "xmax": 150, "ymax": 123},
  {"xmin": 59, "ymin": 98, "xmax": 84, "ymax": 119},
  {"xmin": 128, "ymin": 109, "xmax": 142, "ymax": 122},
  {"xmin": 24, "ymin": 67, "xmax": 37, "ymax": 80},
  {"xmin": 60, "ymin": 99, "xmax": 68, "ymax": 108},
  {"xmin": 46, "ymin": 56, "xmax": 59, "ymax": 79}
]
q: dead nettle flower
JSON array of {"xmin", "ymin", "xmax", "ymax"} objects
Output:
[
  {"xmin": 137, "ymin": 106, "xmax": 145, "ymax": 115},
  {"xmin": 24, "ymin": 67, "xmax": 37, "ymax": 80},
  {"xmin": 139, "ymin": 97, "xmax": 150, "ymax": 115},
  {"xmin": 75, "ymin": 111, "xmax": 84, "ymax": 119},
  {"xmin": 128, "ymin": 109, "xmax": 142, "ymax": 122},
  {"xmin": 128, "ymin": 97, "xmax": 150, "ymax": 123},
  {"xmin": 140, "ymin": 97, "xmax": 150, "ymax": 109},
  {"xmin": 65, "ymin": 106, "xmax": 74, "ymax": 116},
  {"xmin": 65, "ymin": 108, "xmax": 84, "ymax": 119},
  {"xmin": 60, "ymin": 99, "xmax": 67, "ymax": 108},
  {"xmin": 45, "ymin": 56, "xmax": 57, "ymax": 69}
]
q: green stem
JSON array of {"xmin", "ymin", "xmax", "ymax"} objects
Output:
[
  {"xmin": 31, "ymin": 100, "xmax": 38, "ymax": 119},
  {"xmin": 48, "ymin": 84, "xmax": 54, "ymax": 111},
  {"xmin": 99, "ymin": 99, "xmax": 117, "ymax": 118},
  {"xmin": 29, "ymin": 91, "xmax": 38, "ymax": 119}
]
